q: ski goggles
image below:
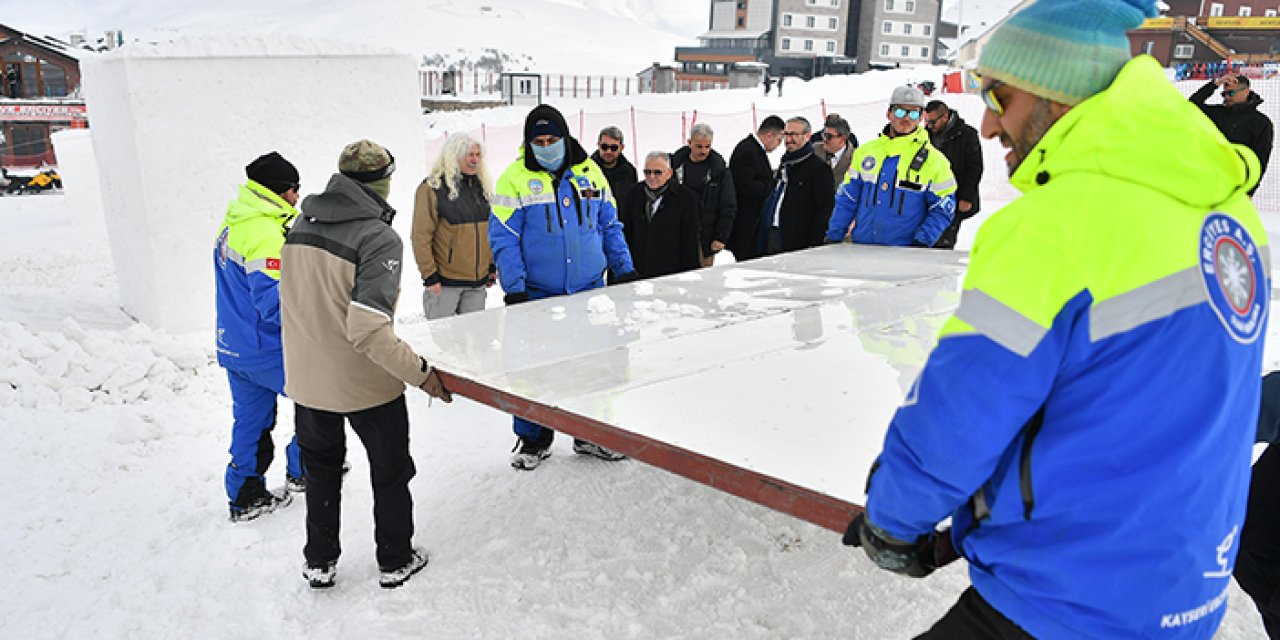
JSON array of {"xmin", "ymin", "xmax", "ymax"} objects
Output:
[
  {"xmin": 891, "ymin": 107, "xmax": 922, "ymax": 120},
  {"xmin": 981, "ymin": 80, "xmax": 1006, "ymax": 117}
]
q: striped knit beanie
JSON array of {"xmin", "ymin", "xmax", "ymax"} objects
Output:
[{"xmin": 977, "ymin": 0, "xmax": 1158, "ymax": 106}]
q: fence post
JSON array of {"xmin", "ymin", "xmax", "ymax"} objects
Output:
[
  {"xmin": 481, "ymin": 122, "xmax": 487, "ymax": 144},
  {"xmin": 681, "ymin": 111, "xmax": 687, "ymax": 142},
  {"xmin": 821, "ymin": 98, "xmax": 827, "ymax": 120},
  {"xmin": 626, "ymin": 77, "xmax": 631, "ymax": 96},
  {"xmin": 630, "ymin": 106, "xmax": 638, "ymax": 152},
  {"xmin": 691, "ymin": 109, "xmax": 699, "ymax": 126},
  {"xmin": 579, "ymin": 109, "xmax": 585, "ymax": 140},
  {"xmin": 574, "ymin": 76, "xmax": 578, "ymax": 98},
  {"xmin": 752, "ymin": 103, "xmax": 758, "ymax": 132}
]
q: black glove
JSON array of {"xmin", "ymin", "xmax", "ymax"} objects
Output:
[
  {"xmin": 611, "ymin": 271, "xmax": 640, "ymax": 285},
  {"xmin": 843, "ymin": 512, "xmax": 939, "ymax": 578},
  {"xmin": 504, "ymin": 291, "xmax": 530, "ymax": 305}
]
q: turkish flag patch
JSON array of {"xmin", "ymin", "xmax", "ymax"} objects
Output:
[{"xmin": 265, "ymin": 258, "xmax": 281, "ymax": 270}]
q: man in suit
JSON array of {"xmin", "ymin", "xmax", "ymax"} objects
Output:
[
  {"xmin": 814, "ymin": 113, "xmax": 857, "ymax": 192},
  {"xmin": 727, "ymin": 115, "xmax": 785, "ymax": 262},
  {"xmin": 759, "ymin": 116, "xmax": 834, "ymax": 256}
]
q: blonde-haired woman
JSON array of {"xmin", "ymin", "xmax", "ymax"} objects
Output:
[{"xmin": 412, "ymin": 133, "xmax": 496, "ymax": 319}]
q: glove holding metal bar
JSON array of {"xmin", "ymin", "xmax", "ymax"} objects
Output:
[{"xmin": 842, "ymin": 512, "xmax": 950, "ymax": 578}]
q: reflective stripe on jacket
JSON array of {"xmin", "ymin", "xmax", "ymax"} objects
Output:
[
  {"xmin": 826, "ymin": 126, "xmax": 956, "ymax": 247},
  {"xmin": 214, "ymin": 180, "xmax": 295, "ymax": 371},
  {"xmin": 866, "ymin": 56, "xmax": 1268, "ymax": 639}
]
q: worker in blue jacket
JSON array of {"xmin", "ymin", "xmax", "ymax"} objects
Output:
[{"xmin": 489, "ymin": 104, "xmax": 638, "ymax": 470}]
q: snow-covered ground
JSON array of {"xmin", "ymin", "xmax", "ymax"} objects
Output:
[{"xmin": 0, "ymin": 193, "xmax": 1273, "ymax": 638}]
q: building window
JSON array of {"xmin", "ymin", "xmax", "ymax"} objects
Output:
[
  {"xmin": 738, "ymin": 1, "xmax": 746, "ymax": 7},
  {"xmin": 905, "ymin": 0, "xmax": 915, "ymax": 12},
  {"xmin": 883, "ymin": 21, "xmax": 893, "ymax": 33},
  {"xmin": 1174, "ymin": 43, "xmax": 1195, "ymax": 58},
  {"xmin": 783, "ymin": 14, "xmax": 792, "ymax": 26},
  {"xmin": 923, "ymin": 24, "xmax": 931, "ymax": 36},
  {"xmin": 806, "ymin": 15, "xmax": 816, "ymax": 28},
  {"xmin": 881, "ymin": 43, "xmax": 891, "ymax": 56},
  {"xmin": 885, "ymin": 0, "xmax": 895, "ymax": 11},
  {"xmin": 1210, "ymin": 3, "xmax": 1224, "ymax": 16},
  {"xmin": 782, "ymin": 37, "xmax": 792, "ymax": 50},
  {"xmin": 805, "ymin": 39, "xmax": 814, "ymax": 51},
  {"xmin": 830, "ymin": 0, "xmax": 840, "ymax": 5},
  {"xmin": 1141, "ymin": 41, "xmax": 1154, "ymax": 55},
  {"xmin": 737, "ymin": 16, "xmax": 745, "ymax": 27},
  {"xmin": 1268, "ymin": 9, "xmax": 1278, "ymax": 17},
  {"xmin": 1240, "ymin": 6, "xmax": 1252, "ymax": 16},
  {"xmin": 829, "ymin": 17, "xmax": 838, "ymax": 29},
  {"xmin": 920, "ymin": 46, "xmax": 929, "ymax": 58},
  {"xmin": 904, "ymin": 23, "xmax": 913, "ymax": 35},
  {"xmin": 901, "ymin": 45, "xmax": 910, "ymax": 56},
  {"xmin": 827, "ymin": 40, "xmax": 837, "ymax": 52}
]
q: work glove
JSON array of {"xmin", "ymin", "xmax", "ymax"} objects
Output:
[
  {"xmin": 419, "ymin": 367, "xmax": 453, "ymax": 403},
  {"xmin": 504, "ymin": 291, "xmax": 530, "ymax": 305},
  {"xmin": 611, "ymin": 271, "xmax": 640, "ymax": 285},
  {"xmin": 843, "ymin": 512, "xmax": 939, "ymax": 578}
]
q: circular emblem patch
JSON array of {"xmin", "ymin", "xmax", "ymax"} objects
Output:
[
  {"xmin": 1200, "ymin": 212, "xmax": 1267, "ymax": 344},
  {"xmin": 527, "ymin": 179, "xmax": 544, "ymax": 195},
  {"xmin": 861, "ymin": 155, "xmax": 876, "ymax": 171}
]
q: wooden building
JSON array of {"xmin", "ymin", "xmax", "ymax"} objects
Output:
[
  {"xmin": 1, "ymin": 24, "xmax": 90, "ymax": 168},
  {"xmin": 1128, "ymin": 1, "xmax": 1280, "ymax": 66}
]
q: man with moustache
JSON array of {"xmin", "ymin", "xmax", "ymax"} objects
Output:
[{"xmin": 842, "ymin": 0, "xmax": 1270, "ymax": 637}]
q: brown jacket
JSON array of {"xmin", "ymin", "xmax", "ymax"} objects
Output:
[
  {"xmin": 281, "ymin": 174, "xmax": 430, "ymax": 413},
  {"xmin": 814, "ymin": 143, "xmax": 854, "ymax": 192},
  {"xmin": 411, "ymin": 174, "xmax": 493, "ymax": 287}
]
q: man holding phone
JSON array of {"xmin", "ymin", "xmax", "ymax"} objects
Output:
[{"xmin": 1191, "ymin": 73, "xmax": 1273, "ymax": 196}]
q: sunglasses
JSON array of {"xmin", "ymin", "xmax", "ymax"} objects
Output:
[
  {"xmin": 1223, "ymin": 89, "xmax": 1239, "ymax": 97},
  {"xmin": 642, "ymin": 169, "xmax": 665, "ymax": 176},
  {"xmin": 982, "ymin": 80, "xmax": 1006, "ymax": 116},
  {"xmin": 892, "ymin": 107, "xmax": 923, "ymax": 120},
  {"xmin": 821, "ymin": 131, "xmax": 843, "ymax": 139},
  {"xmin": 287, "ymin": 182, "xmax": 301, "ymax": 192},
  {"xmin": 599, "ymin": 144, "xmax": 620, "ymax": 152}
]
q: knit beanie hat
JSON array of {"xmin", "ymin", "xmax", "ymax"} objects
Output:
[
  {"xmin": 245, "ymin": 151, "xmax": 299, "ymax": 195},
  {"xmin": 339, "ymin": 139, "xmax": 395, "ymax": 199},
  {"xmin": 976, "ymin": 0, "xmax": 1158, "ymax": 106}
]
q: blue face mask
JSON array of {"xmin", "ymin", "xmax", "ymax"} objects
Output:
[{"xmin": 531, "ymin": 139, "xmax": 566, "ymax": 172}]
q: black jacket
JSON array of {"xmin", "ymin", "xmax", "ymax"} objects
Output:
[
  {"xmin": 671, "ymin": 147, "xmax": 737, "ymax": 255},
  {"xmin": 1191, "ymin": 81, "xmax": 1274, "ymax": 194},
  {"xmin": 762, "ymin": 145, "xmax": 835, "ymax": 253},
  {"xmin": 929, "ymin": 113, "xmax": 983, "ymax": 218},
  {"xmin": 590, "ymin": 151, "xmax": 639, "ymax": 203},
  {"xmin": 618, "ymin": 181, "xmax": 702, "ymax": 279},
  {"xmin": 727, "ymin": 134, "xmax": 774, "ymax": 261}
]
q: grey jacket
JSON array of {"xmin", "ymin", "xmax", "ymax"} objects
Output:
[{"xmin": 281, "ymin": 174, "xmax": 430, "ymax": 413}]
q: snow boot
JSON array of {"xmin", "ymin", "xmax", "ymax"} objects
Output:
[
  {"xmin": 379, "ymin": 547, "xmax": 428, "ymax": 589},
  {"xmin": 573, "ymin": 438, "xmax": 626, "ymax": 461},
  {"xmin": 511, "ymin": 435, "xmax": 552, "ymax": 470},
  {"xmin": 229, "ymin": 488, "xmax": 293, "ymax": 522},
  {"xmin": 303, "ymin": 561, "xmax": 337, "ymax": 589}
]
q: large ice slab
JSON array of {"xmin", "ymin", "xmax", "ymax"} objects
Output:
[{"xmin": 403, "ymin": 244, "xmax": 967, "ymax": 512}]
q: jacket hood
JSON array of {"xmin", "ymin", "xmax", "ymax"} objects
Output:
[
  {"xmin": 300, "ymin": 174, "xmax": 396, "ymax": 225},
  {"xmin": 1011, "ymin": 56, "xmax": 1259, "ymax": 207},
  {"xmin": 226, "ymin": 181, "xmax": 296, "ymax": 225},
  {"xmin": 522, "ymin": 104, "xmax": 588, "ymax": 172}
]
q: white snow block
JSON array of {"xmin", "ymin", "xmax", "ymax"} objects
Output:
[
  {"xmin": 80, "ymin": 37, "xmax": 426, "ymax": 333},
  {"xmin": 51, "ymin": 129, "xmax": 106, "ymax": 237}
]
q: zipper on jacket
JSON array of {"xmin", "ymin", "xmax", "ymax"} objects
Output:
[
  {"xmin": 1019, "ymin": 405, "xmax": 1048, "ymax": 520},
  {"xmin": 570, "ymin": 182, "xmax": 587, "ymax": 228},
  {"xmin": 545, "ymin": 208, "xmax": 553, "ymax": 233}
]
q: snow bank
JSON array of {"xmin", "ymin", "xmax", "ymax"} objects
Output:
[
  {"xmin": 0, "ymin": 318, "xmax": 208, "ymax": 410},
  {"xmin": 79, "ymin": 36, "xmax": 427, "ymax": 332},
  {"xmin": 50, "ymin": 129, "xmax": 106, "ymax": 237}
]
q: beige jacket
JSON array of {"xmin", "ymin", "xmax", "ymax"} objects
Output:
[{"xmin": 281, "ymin": 174, "xmax": 431, "ymax": 413}]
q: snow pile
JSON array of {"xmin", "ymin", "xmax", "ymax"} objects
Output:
[
  {"xmin": 0, "ymin": 318, "xmax": 209, "ymax": 410},
  {"xmin": 99, "ymin": 34, "xmax": 395, "ymax": 58}
]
